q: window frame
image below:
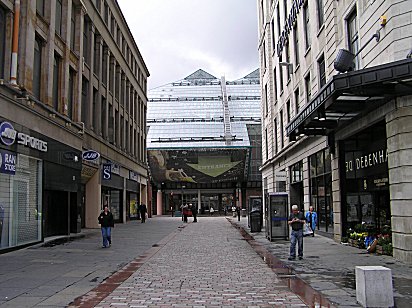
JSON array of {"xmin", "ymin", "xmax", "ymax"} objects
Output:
[{"xmin": 318, "ymin": 54, "xmax": 326, "ymax": 88}]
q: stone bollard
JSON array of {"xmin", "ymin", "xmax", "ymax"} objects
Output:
[{"xmin": 355, "ymin": 266, "xmax": 394, "ymax": 307}]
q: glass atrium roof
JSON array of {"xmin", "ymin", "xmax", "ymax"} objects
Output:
[{"xmin": 147, "ymin": 69, "xmax": 261, "ymax": 149}]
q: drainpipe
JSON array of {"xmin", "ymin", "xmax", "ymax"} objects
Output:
[{"xmin": 10, "ymin": 0, "xmax": 20, "ymax": 85}]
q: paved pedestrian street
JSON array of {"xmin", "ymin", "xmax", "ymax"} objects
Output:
[{"xmin": 95, "ymin": 217, "xmax": 307, "ymax": 307}]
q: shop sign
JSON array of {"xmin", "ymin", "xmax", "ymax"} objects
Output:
[
  {"xmin": 129, "ymin": 171, "xmax": 138, "ymax": 181},
  {"xmin": 0, "ymin": 149, "xmax": 17, "ymax": 175},
  {"xmin": 374, "ymin": 177, "xmax": 388, "ymax": 187},
  {"xmin": 0, "ymin": 121, "xmax": 48, "ymax": 152},
  {"xmin": 102, "ymin": 163, "xmax": 111, "ymax": 180},
  {"xmin": 277, "ymin": 0, "xmax": 305, "ymax": 57},
  {"xmin": 82, "ymin": 150, "xmax": 100, "ymax": 161},
  {"xmin": 111, "ymin": 164, "xmax": 120, "ymax": 175},
  {"xmin": 345, "ymin": 149, "xmax": 388, "ymax": 172},
  {"xmin": 275, "ymin": 171, "xmax": 287, "ymax": 181}
]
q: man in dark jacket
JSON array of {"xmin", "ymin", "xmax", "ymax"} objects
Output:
[
  {"xmin": 139, "ymin": 203, "xmax": 147, "ymax": 223},
  {"xmin": 287, "ymin": 204, "xmax": 305, "ymax": 260},
  {"xmin": 190, "ymin": 203, "xmax": 197, "ymax": 223},
  {"xmin": 98, "ymin": 205, "xmax": 114, "ymax": 248}
]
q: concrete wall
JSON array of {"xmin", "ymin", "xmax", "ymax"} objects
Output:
[{"xmin": 386, "ymin": 96, "xmax": 412, "ymax": 263}]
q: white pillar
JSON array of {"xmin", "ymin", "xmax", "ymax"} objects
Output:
[
  {"xmin": 156, "ymin": 190, "xmax": 163, "ymax": 215},
  {"xmin": 197, "ymin": 189, "xmax": 201, "ymax": 211}
]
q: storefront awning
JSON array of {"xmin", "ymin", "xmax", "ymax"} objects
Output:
[{"xmin": 286, "ymin": 58, "xmax": 412, "ymax": 139}]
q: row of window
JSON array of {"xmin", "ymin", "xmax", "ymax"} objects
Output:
[
  {"xmin": 262, "ymin": 1, "xmax": 359, "ymax": 161},
  {"xmin": 91, "ymin": 0, "xmax": 147, "ymax": 90}
]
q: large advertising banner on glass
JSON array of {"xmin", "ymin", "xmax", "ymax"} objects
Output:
[{"xmin": 148, "ymin": 149, "xmax": 248, "ymax": 183}]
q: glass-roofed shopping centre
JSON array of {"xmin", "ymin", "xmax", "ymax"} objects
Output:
[{"xmin": 147, "ymin": 69, "xmax": 262, "ymax": 215}]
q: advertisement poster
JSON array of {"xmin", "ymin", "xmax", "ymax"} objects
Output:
[{"xmin": 148, "ymin": 149, "xmax": 248, "ymax": 184}]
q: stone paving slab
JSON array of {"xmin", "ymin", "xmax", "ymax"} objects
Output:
[{"xmin": 96, "ymin": 218, "xmax": 308, "ymax": 307}]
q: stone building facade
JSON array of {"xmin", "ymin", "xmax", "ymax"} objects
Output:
[
  {"xmin": 0, "ymin": 0, "xmax": 149, "ymax": 251},
  {"xmin": 258, "ymin": 0, "xmax": 412, "ymax": 263}
]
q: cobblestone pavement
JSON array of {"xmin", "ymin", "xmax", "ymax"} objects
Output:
[{"xmin": 96, "ymin": 217, "xmax": 308, "ymax": 308}]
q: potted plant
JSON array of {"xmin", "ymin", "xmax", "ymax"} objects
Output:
[{"xmin": 376, "ymin": 235, "xmax": 391, "ymax": 255}]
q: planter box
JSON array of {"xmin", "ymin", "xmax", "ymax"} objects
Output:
[
  {"xmin": 348, "ymin": 239, "xmax": 358, "ymax": 247},
  {"xmin": 376, "ymin": 245, "xmax": 383, "ymax": 254}
]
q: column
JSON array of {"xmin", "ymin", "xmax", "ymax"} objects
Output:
[
  {"xmin": 76, "ymin": 4, "xmax": 86, "ymax": 122},
  {"xmin": 157, "ymin": 189, "xmax": 163, "ymax": 215},
  {"xmin": 87, "ymin": 25, "xmax": 95, "ymax": 129},
  {"xmin": 197, "ymin": 190, "xmax": 201, "ymax": 213},
  {"xmin": 386, "ymin": 98, "xmax": 412, "ymax": 264}
]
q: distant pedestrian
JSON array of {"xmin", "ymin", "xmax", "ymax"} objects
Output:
[
  {"xmin": 305, "ymin": 206, "xmax": 317, "ymax": 237},
  {"xmin": 209, "ymin": 207, "xmax": 215, "ymax": 216},
  {"xmin": 170, "ymin": 206, "xmax": 174, "ymax": 217},
  {"xmin": 182, "ymin": 204, "xmax": 189, "ymax": 223},
  {"xmin": 98, "ymin": 205, "xmax": 114, "ymax": 248},
  {"xmin": 191, "ymin": 203, "xmax": 197, "ymax": 223},
  {"xmin": 139, "ymin": 203, "xmax": 147, "ymax": 223},
  {"xmin": 288, "ymin": 204, "xmax": 305, "ymax": 260},
  {"xmin": 236, "ymin": 206, "xmax": 241, "ymax": 221}
]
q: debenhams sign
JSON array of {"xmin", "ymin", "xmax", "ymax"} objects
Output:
[{"xmin": 277, "ymin": 0, "xmax": 305, "ymax": 57}]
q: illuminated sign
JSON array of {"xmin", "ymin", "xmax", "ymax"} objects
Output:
[{"xmin": 0, "ymin": 122, "xmax": 48, "ymax": 152}]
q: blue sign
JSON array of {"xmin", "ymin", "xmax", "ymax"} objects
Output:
[
  {"xmin": 102, "ymin": 163, "xmax": 111, "ymax": 180},
  {"xmin": 82, "ymin": 150, "xmax": 100, "ymax": 161},
  {"xmin": 0, "ymin": 122, "xmax": 17, "ymax": 146},
  {"xmin": 0, "ymin": 149, "xmax": 17, "ymax": 175}
]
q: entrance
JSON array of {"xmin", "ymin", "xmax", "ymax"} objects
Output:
[{"xmin": 342, "ymin": 121, "xmax": 390, "ymax": 234}]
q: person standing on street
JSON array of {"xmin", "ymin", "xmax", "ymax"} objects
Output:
[
  {"xmin": 236, "ymin": 206, "xmax": 241, "ymax": 221},
  {"xmin": 305, "ymin": 206, "xmax": 317, "ymax": 237},
  {"xmin": 191, "ymin": 203, "xmax": 198, "ymax": 223},
  {"xmin": 139, "ymin": 203, "xmax": 147, "ymax": 223},
  {"xmin": 288, "ymin": 204, "xmax": 305, "ymax": 260},
  {"xmin": 98, "ymin": 205, "xmax": 114, "ymax": 248}
]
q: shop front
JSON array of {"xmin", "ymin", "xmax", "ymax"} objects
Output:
[
  {"xmin": 341, "ymin": 121, "xmax": 390, "ymax": 235},
  {"xmin": 0, "ymin": 118, "xmax": 82, "ymax": 250},
  {"xmin": 101, "ymin": 163, "xmax": 123, "ymax": 223},
  {"xmin": 126, "ymin": 172, "xmax": 140, "ymax": 221}
]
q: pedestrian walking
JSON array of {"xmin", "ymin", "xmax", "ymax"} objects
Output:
[
  {"xmin": 191, "ymin": 203, "xmax": 198, "ymax": 222},
  {"xmin": 288, "ymin": 204, "xmax": 305, "ymax": 260},
  {"xmin": 139, "ymin": 203, "xmax": 147, "ymax": 223},
  {"xmin": 98, "ymin": 205, "xmax": 114, "ymax": 248},
  {"xmin": 209, "ymin": 207, "xmax": 215, "ymax": 216},
  {"xmin": 236, "ymin": 206, "xmax": 241, "ymax": 221},
  {"xmin": 182, "ymin": 204, "xmax": 189, "ymax": 223},
  {"xmin": 305, "ymin": 206, "xmax": 317, "ymax": 237}
]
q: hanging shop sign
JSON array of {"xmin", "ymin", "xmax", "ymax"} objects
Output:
[
  {"xmin": 129, "ymin": 171, "xmax": 138, "ymax": 181},
  {"xmin": 102, "ymin": 163, "xmax": 112, "ymax": 180},
  {"xmin": 277, "ymin": 0, "xmax": 305, "ymax": 57},
  {"xmin": 0, "ymin": 149, "xmax": 17, "ymax": 175},
  {"xmin": 82, "ymin": 150, "xmax": 100, "ymax": 161},
  {"xmin": 0, "ymin": 121, "xmax": 48, "ymax": 152},
  {"xmin": 111, "ymin": 163, "xmax": 120, "ymax": 175}
]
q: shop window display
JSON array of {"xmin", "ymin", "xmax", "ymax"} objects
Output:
[
  {"xmin": 0, "ymin": 154, "xmax": 42, "ymax": 250},
  {"xmin": 309, "ymin": 148, "xmax": 333, "ymax": 233}
]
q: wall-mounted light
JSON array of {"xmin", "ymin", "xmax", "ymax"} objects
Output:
[
  {"xmin": 279, "ymin": 62, "xmax": 294, "ymax": 75},
  {"xmin": 318, "ymin": 109, "xmax": 326, "ymax": 121}
]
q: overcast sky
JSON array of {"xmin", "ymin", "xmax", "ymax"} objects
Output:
[{"xmin": 117, "ymin": 0, "xmax": 259, "ymax": 90}]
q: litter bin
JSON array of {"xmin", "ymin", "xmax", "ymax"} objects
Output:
[
  {"xmin": 250, "ymin": 210, "xmax": 262, "ymax": 232},
  {"xmin": 241, "ymin": 209, "xmax": 247, "ymax": 217}
]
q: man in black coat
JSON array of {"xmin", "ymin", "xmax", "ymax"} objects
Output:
[
  {"xmin": 139, "ymin": 203, "xmax": 147, "ymax": 223},
  {"xmin": 190, "ymin": 203, "xmax": 197, "ymax": 223}
]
